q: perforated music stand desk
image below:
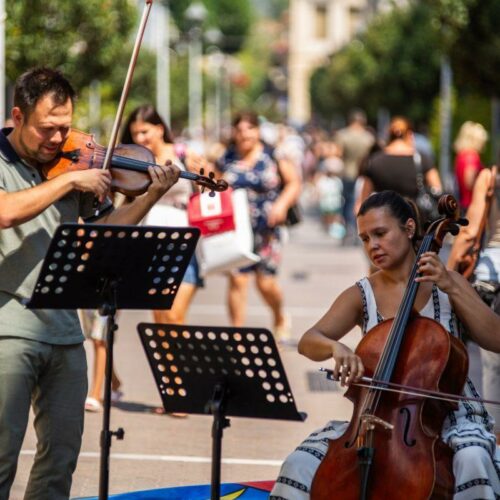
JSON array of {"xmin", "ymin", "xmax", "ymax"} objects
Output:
[
  {"xmin": 27, "ymin": 223, "xmax": 200, "ymax": 500},
  {"xmin": 137, "ymin": 323, "xmax": 307, "ymax": 500}
]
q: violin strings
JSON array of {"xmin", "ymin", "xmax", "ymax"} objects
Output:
[{"xmin": 90, "ymin": 151, "xmax": 208, "ymax": 182}]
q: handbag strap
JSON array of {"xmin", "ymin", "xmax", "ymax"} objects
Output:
[{"xmin": 413, "ymin": 152, "xmax": 426, "ymax": 193}]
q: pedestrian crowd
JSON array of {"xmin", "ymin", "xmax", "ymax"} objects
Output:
[{"xmin": 1, "ymin": 64, "xmax": 499, "ymax": 500}]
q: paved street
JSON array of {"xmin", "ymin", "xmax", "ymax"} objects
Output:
[{"xmin": 11, "ymin": 205, "xmax": 481, "ymax": 499}]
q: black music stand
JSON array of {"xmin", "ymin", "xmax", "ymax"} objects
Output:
[
  {"xmin": 137, "ymin": 323, "xmax": 307, "ymax": 500},
  {"xmin": 27, "ymin": 223, "xmax": 200, "ymax": 500}
]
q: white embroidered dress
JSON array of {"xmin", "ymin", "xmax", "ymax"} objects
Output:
[{"xmin": 270, "ymin": 278, "xmax": 500, "ymax": 500}]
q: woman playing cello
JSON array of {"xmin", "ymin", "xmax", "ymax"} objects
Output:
[{"xmin": 270, "ymin": 191, "xmax": 500, "ymax": 500}]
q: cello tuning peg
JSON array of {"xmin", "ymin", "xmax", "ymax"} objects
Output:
[
  {"xmin": 199, "ymin": 168, "xmax": 205, "ymax": 176},
  {"xmin": 209, "ymin": 171, "xmax": 215, "ymax": 179}
]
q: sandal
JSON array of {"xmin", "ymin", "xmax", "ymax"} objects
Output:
[
  {"xmin": 152, "ymin": 407, "xmax": 188, "ymax": 418},
  {"xmin": 111, "ymin": 390, "xmax": 124, "ymax": 403},
  {"xmin": 85, "ymin": 397, "xmax": 102, "ymax": 412}
]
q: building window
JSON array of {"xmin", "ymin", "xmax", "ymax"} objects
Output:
[
  {"xmin": 349, "ymin": 6, "xmax": 363, "ymax": 37},
  {"xmin": 315, "ymin": 4, "xmax": 328, "ymax": 39}
]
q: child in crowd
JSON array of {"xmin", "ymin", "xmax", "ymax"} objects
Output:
[{"xmin": 315, "ymin": 153, "xmax": 345, "ymax": 241}]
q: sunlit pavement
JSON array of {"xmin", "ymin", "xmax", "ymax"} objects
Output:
[{"xmin": 12, "ymin": 203, "xmax": 481, "ymax": 499}]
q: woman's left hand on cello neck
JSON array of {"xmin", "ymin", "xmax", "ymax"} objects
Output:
[{"xmin": 416, "ymin": 250, "xmax": 500, "ymax": 353}]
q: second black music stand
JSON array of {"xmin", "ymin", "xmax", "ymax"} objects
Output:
[
  {"xmin": 137, "ymin": 323, "xmax": 306, "ymax": 500},
  {"xmin": 27, "ymin": 223, "xmax": 200, "ymax": 500}
]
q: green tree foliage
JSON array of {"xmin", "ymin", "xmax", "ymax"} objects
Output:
[
  {"xmin": 6, "ymin": 0, "xmax": 137, "ymax": 91},
  {"xmin": 450, "ymin": 0, "xmax": 500, "ymax": 96},
  {"xmin": 206, "ymin": 0, "xmax": 252, "ymax": 54},
  {"xmin": 311, "ymin": 3, "xmax": 442, "ymax": 125},
  {"xmin": 423, "ymin": 0, "xmax": 475, "ymax": 49},
  {"xmin": 168, "ymin": 0, "xmax": 251, "ymax": 54}
]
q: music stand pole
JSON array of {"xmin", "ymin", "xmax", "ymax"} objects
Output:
[
  {"xmin": 208, "ymin": 383, "xmax": 231, "ymax": 500},
  {"xmin": 138, "ymin": 324, "xmax": 307, "ymax": 500},
  {"xmin": 98, "ymin": 279, "xmax": 124, "ymax": 500}
]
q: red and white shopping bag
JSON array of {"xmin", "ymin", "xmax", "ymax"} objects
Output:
[
  {"xmin": 187, "ymin": 188, "xmax": 260, "ymax": 274},
  {"xmin": 187, "ymin": 188, "xmax": 235, "ymax": 236}
]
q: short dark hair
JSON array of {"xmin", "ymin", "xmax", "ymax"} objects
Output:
[
  {"xmin": 232, "ymin": 110, "xmax": 259, "ymax": 128},
  {"xmin": 121, "ymin": 104, "xmax": 174, "ymax": 144},
  {"xmin": 14, "ymin": 67, "xmax": 76, "ymax": 117},
  {"xmin": 348, "ymin": 108, "xmax": 367, "ymax": 126},
  {"xmin": 358, "ymin": 190, "xmax": 421, "ymax": 244}
]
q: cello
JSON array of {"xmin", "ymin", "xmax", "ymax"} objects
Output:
[{"xmin": 311, "ymin": 195, "xmax": 469, "ymax": 500}]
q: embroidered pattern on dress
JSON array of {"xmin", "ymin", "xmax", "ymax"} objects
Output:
[
  {"xmin": 461, "ymin": 378, "xmax": 488, "ymax": 425},
  {"xmin": 466, "ymin": 377, "xmax": 491, "ymax": 426},
  {"xmin": 455, "ymin": 441, "xmax": 492, "ymax": 453},
  {"xmin": 296, "ymin": 446, "xmax": 325, "ymax": 461},
  {"xmin": 455, "ymin": 477, "xmax": 492, "ymax": 493},
  {"xmin": 275, "ymin": 476, "xmax": 309, "ymax": 492},
  {"xmin": 431, "ymin": 285, "xmax": 440, "ymax": 321},
  {"xmin": 308, "ymin": 424, "xmax": 343, "ymax": 437},
  {"xmin": 356, "ymin": 281, "xmax": 369, "ymax": 334}
]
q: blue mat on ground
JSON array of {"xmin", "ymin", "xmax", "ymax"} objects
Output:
[{"xmin": 74, "ymin": 481, "xmax": 274, "ymax": 499}]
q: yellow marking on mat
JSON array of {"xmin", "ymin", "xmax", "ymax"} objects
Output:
[{"xmin": 219, "ymin": 487, "xmax": 246, "ymax": 499}]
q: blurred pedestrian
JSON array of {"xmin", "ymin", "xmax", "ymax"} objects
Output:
[
  {"xmin": 335, "ymin": 109, "xmax": 375, "ymax": 241},
  {"xmin": 359, "ymin": 116, "xmax": 442, "ymax": 226},
  {"xmin": 121, "ymin": 105, "xmax": 206, "ymax": 417},
  {"xmin": 315, "ymin": 155, "xmax": 345, "ymax": 241},
  {"xmin": 121, "ymin": 104, "xmax": 204, "ymax": 326},
  {"xmin": 215, "ymin": 111, "xmax": 301, "ymax": 344},
  {"xmin": 453, "ymin": 121, "xmax": 488, "ymax": 213},
  {"xmin": 80, "ymin": 310, "xmax": 122, "ymax": 412}
]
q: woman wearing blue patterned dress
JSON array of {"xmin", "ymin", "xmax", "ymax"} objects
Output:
[
  {"xmin": 271, "ymin": 191, "xmax": 500, "ymax": 499},
  {"xmin": 216, "ymin": 111, "xmax": 301, "ymax": 343}
]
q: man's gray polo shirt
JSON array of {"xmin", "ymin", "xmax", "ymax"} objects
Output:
[{"xmin": 0, "ymin": 128, "xmax": 113, "ymax": 344}]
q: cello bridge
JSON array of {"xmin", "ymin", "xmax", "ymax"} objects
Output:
[{"xmin": 360, "ymin": 414, "xmax": 394, "ymax": 433}]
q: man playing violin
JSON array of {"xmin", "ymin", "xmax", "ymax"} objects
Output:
[
  {"xmin": 0, "ymin": 67, "xmax": 180, "ymax": 500},
  {"xmin": 271, "ymin": 191, "xmax": 500, "ymax": 500}
]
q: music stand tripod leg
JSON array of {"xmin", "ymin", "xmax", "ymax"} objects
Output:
[
  {"xmin": 208, "ymin": 383, "xmax": 231, "ymax": 500},
  {"xmin": 98, "ymin": 280, "xmax": 125, "ymax": 500}
]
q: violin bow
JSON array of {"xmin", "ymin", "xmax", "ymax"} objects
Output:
[
  {"xmin": 320, "ymin": 368, "xmax": 500, "ymax": 407},
  {"xmin": 94, "ymin": 0, "xmax": 154, "ymax": 215}
]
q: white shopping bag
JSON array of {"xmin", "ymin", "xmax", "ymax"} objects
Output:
[{"xmin": 188, "ymin": 188, "xmax": 260, "ymax": 274}]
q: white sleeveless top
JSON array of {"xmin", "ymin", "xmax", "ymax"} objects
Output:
[{"xmin": 356, "ymin": 278, "xmax": 496, "ymax": 449}]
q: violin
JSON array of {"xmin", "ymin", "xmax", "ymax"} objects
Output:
[
  {"xmin": 311, "ymin": 195, "xmax": 469, "ymax": 500},
  {"xmin": 42, "ymin": 129, "xmax": 228, "ymax": 197}
]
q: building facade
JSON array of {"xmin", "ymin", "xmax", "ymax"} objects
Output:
[{"xmin": 287, "ymin": 0, "xmax": 394, "ymax": 126}]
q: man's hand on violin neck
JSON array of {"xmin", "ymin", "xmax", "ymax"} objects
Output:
[
  {"xmin": 69, "ymin": 169, "xmax": 112, "ymax": 202},
  {"xmin": 146, "ymin": 162, "xmax": 180, "ymax": 199}
]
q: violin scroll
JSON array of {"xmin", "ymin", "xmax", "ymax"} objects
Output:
[{"xmin": 194, "ymin": 168, "xmax": 229, "ymax": 196}]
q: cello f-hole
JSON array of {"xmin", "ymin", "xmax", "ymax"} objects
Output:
[{"xmin": 399, "ymin": 407, "xmax": 417, "ymax": 447}]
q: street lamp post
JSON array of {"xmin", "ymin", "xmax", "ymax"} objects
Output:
[
  {"xmin": 156, "ymin": 1, "xmax": 171, "ymax": 126},
  {"xmin": 205, "ymin": 28, "xmax": 223, "ymax": 143},
  {"xmin": 439, "ymin": 55, "xmax": 453, "ymax": 191},
  {"xmin": 185, "ymin": 2, "xmax": 207, "ymax": 142}
]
